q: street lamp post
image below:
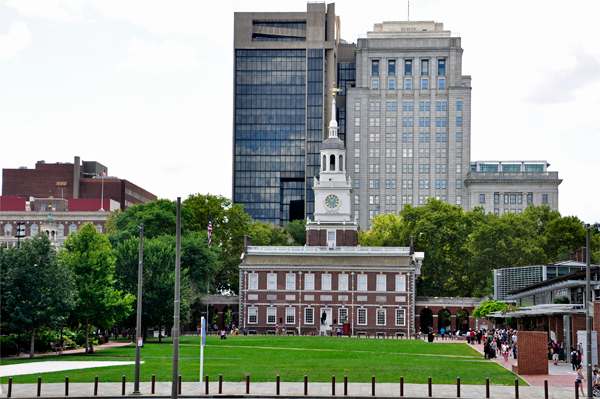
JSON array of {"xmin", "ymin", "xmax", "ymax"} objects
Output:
[
  {"xmin": 133, "ymin": 224, "xmax": 143, "ymax": 395},
  {"xmin": 586, "ymin": 222, "xmax": 600, "ymax": 399},
  {"xmin": 171, "ymin": 198, "xmax": 181, "ymax": 399}
]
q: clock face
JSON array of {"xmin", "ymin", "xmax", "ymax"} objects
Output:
[{"xmin": 325, "ymin": 194, "xmax": 340, "ymax": 209}]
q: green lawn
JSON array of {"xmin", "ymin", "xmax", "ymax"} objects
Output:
[{"xmin": 1, "ymin": 335, "xmax": 524, "ymax": 386}]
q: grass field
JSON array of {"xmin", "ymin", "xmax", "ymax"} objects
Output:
[{"xmin": 1, "ymin": 335, "xmax": 525, "ymax": 386}]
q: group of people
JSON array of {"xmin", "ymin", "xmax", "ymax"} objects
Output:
[{"xmin": 480, "ymin": 328, "xmax": 518, "ymax": 361}]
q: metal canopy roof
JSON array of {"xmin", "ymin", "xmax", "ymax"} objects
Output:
[{"xmin": 488, "ymin": 304, "xmax": 585, "ymax": 318}]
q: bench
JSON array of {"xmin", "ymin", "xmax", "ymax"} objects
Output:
[
  {"xmin": 286, "ymin": 330, "xmax": 295, "ymax": 336},
  {"xmin": 266, "ymin": 330, "xmax": 276, "ymax": 335},
  {"xmin": 356, "ymin": 331, "xmax": 368, "ymax": 338},
  {"xmin": 375, "ymin": 332, "xmax": 386, "ymax": 339},
  {"xmin": 247, "ymin": 330, "xmax": 257, "ymax": 335},
  {"xmin": 395, "ymin": 332, "xmax": 406, "ymax": 339}
]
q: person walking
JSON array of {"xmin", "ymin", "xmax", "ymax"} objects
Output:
[
  {"xmin": 552, "ymin": 347, "xmax": 559, "ymax": 365},
  {"xmin": 576, "ymin": 364, "xmax": 586, "ymax": 397}
]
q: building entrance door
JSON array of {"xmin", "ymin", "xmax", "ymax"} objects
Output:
[{"xmin": 320, "ymin": 308, "xmax": 332, "ymax": 334}]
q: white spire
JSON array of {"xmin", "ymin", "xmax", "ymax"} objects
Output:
[{"xmin": 328, "ymin": 82, "xmax": 341, "ymax": 138}]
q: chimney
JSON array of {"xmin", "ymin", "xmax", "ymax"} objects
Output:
[
  {"xmin": 583, "ymin": 247, "xmax": 587, "ymax": 263},
  {"xmin": 243, "ymin": 235, "xmax": 252, "ymax": 254},
  {"xmin": 576, "ymin": 249, "xmax": 582, "ymax": 262},
  {"xmin": 409, "ymin": 236, "xmax": 414, "ymax": 255},
  {"xmin": 570, "ymin": 252, "xmax": 576, "ymax": 261},
  {"xmin": 73, "ymin": 156, "xmax": 80, "ymax": 199}
]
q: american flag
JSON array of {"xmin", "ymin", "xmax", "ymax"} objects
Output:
[
  {"xmin": 207, "ymin": 217, "xmax": 212, "ymax": 249},
  {"xmin": 102, "ymin": 169, "xmax": 107, "ymax": 177}
]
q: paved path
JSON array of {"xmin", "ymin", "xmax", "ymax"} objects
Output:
[{"xmin": 0, "ymin": 380, "xmax": 577, "ymax": 398}]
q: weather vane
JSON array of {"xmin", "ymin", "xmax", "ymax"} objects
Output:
[{"xmin": 330, "ymin": 81, "xmax": 342, "ymax": 97}]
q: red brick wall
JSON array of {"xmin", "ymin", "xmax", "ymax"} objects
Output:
[
  {"xmin": 572, "ymin": 314, "xmax": 587, "ymax": 347},
  {"xmin": 3, "ymin": 163, "xmax": 76, "ymax": 199},
  {"xmin": 515, "ymin": 331, "xmax": 549, "ymax": 375},
  {"xmin": 0, "ymin": 196, "xmax": 26, "ymax": 211}
]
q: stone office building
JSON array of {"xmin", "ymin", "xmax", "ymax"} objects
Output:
[{"xmin": 346, "ymin": 21, "xmax": 472, "ymax": 231}]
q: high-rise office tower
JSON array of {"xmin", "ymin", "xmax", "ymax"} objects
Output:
[
  {"xmin": 233, "ymin": 3, "xmax": 356, "ymax": 225},
  {"xmin": 346, "ymin": 21, "xmax": 472, "ymax": 230}
]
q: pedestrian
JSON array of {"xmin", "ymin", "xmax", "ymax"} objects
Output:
[
  {"xmin": 572, "ymin": 349, "xmax": 578, "ymax": 370},
  {"xmin": 502, "ymin": 343, "xmax": 509, "ymax": 362},
  {"xmin": 552, "ymin": 347, "xmax": 559, "ymax": 365},
  {"xmin": 576, "ymin": 364, "xmax": 585, "ymax": 397},
  {"xmin": 440, "ymin": 327, "xmax": 445, "ymax": 340},
  {"xmin": 275, "ymin": 323, "xmax": 279, "ymax": 335}
]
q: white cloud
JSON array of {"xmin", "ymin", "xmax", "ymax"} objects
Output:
[
  {"xmin": 0, "ymin": 21, "xmax": 32, "ymax": 61},
  {"xmin": 114, "ymin": 38, "xmax": 202, "ymax": 73},
  {"xmin": 6, "ymin": 0, "xmax": 86, "ymax": 22}
]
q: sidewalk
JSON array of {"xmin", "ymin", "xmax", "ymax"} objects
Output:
[{"xmin": 0, "ymin": 380, "xmax": 576, "ymax": 398}]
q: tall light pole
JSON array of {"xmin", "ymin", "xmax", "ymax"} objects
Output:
[
  {"xmin": 133, "ymin": 224, "xmax": 143, "ymax": 395},
  {"xmin": 586, "ymin": 222, "xmax": 600, "ymax": 399},
  {"xmin": 171, "ymin": 198, "xmax": 181, "ymax": 399}
]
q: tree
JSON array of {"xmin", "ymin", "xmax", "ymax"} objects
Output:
[
  {"xmin": 247, "ymin": 221, "xmax": 293, "ymax": 246},
  {"xmin": 285, "ymin": 219, "xmax": 307, "ymax": 246},
  {"xmin": 472, "ymin": 301, "xmax": 507, "ymax": 321},
  {"xmin": 114, "ymin": 233, "xmax": 214, "ymax": 338},
  {"xmin": 60, "ymin": 223, "xmax": 134, "ymax": 351},
  {"xmin": 183, "ymin": 194, "xmax": 252, "ymax": 293},
  {"xmin": 0, "ymin": 234, "xmax": 75, "ymax": 357},
  {"xmin": 543, "ymin": 215, "xmax": 586, "ymax": 261}
]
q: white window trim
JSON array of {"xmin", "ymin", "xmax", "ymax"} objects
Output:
[
  {"xmin": 357, "ymin": 308, "xmax": 367, "ymax": 325},
  {"xmin": 376, "ymin": 274, "xmax": 387, "ymax": 292},
  {"xmin": 395, "ymin": 308, "xmax": 406, "ymax": 326},
  {"xmin": 248, "ymin": 307, "xmax": 258, "ymax": 324},
  {"xmin": 285, "ymin": 307, "xmax": 295, "ymax": 325},
  {"xmin": 322, "ymin": 273, "xmax": 332, "ymax": 291},
  {"xmin": 266, "ymin": 307, "xmax": 276, "ymax": 324},
  {"xmin": 338, "ymin": 308, "xmax": 348, "ymax": 325},
  {"xmin": 286, "ymin": 273, "xmax": 296, "ymax": 290},
  {"xmin": 248, "ymin": 273, "xmax": 258, "ymax": 290},
  {"xmin": 357, "ymin": 274, "xmax": 367, "ymax": 291},
  {"xmin": 305, "ymin": 273, "xmax": 315, "ymax": 291},
  {"xmin": 304, "ymin": 308, "xmax": 314, "ymax": 324},
  {"xmin": 376, "ymin": 308, "xmax": 386, "ymax": 326},
  {"xmin": 267, "ymin": 273, "xmax": 277, "ymax": 290},
  {"xmin": 395, "ymin": 275, "xmax": 406, "ymax": 292},
  {"xmin": 338, "ymin": 274, "xmax": 348, "ymax": 291}
]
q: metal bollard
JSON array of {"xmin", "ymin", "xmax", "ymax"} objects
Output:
[
  {"xmin": 37, "ymin": 376, "xmax": 42, "ymax": 397},
  {"xmin": 219, "ymin": 374, "xmax": 223, "ymax": 394},
  {"xmin": 400, "ymin": 376, "xmax": 404, "ymax": 397},
  {"xmin": 65, "ymin": 376, "xmax": 69, "ymax": 396},
  {"xmin": 486, "ymin": 377, "xmax": 489, "ymax": 398},
  {"xmin": 121, "ymin": 375, "xmax": 126, "ymax": 396},
  {"xmin": 428, "ymin": 377, "xmax": 432, "ymax": 397},
  {"xmin": 544, "ymin": 379, "xmax": 548, "ymax": 399},
  {"xmin": 372, "ymin": 376, "xmax": 375, "ymax": 397},
  {"xmin": 94, "ymin": 376, "xmax": 98, "ymax": 396},
  {"xmin": 246, "ymin": 374, "xmax": 250, "ymax": 394},
  {"xmin": 8, "ymin": 377, "xmax": 12, "ymax": 398},
  {"xmin": 332, "ymin": 375, "xmax": 335, "ymax": 396},
  {"xmin": 178, "ymin": 375, "xmax": 181, "ymax": 395},
  {"xmin": 457, "ymin": 377, "xmax": 460, "ymax": 398},
  {"xmin": 344, "ymin": 375, "xmax": 348, "ymax": 396},
  {"xmin": 276, "ymin": 375, "xmax": 280, "ymax": 396},
  {"xmin": 304, "ymin": 375, "xmax": 308, "ymax": 396},
  {"xmin": 575, "ymin": 380, "xmax": 579, "ymax": 399},
  {"xmin": 205, "ymin": 375, "xmax": 209, "ymax": 395},
  {"xmin": 151, "ymin": 374, "xmax": 155, "ymax": 394},
  {"xmin": 515, "ymin": 378, "xmax": 519, "ymax": 398}
]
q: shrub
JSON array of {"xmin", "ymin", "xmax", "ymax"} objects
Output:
[{"xmin": 0, "ymin": 336, "xmax": 19, "ymax": 356}]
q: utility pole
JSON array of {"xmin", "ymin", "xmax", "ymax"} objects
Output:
[
  {"xmin": 133, "ymin": 224, "xmax": 143, "ymax": 395},
  {"xmin": 171, "ymin": 198, "xmax": 181, "ymax": 399}
]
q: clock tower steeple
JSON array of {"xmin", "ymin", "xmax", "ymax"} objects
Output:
[{"xmin": 306, "ymin": 83, "xmax": 358, "ymax": 247}]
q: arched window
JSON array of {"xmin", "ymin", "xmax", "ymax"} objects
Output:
[
  {"xmin": 30, "ymin": 223, "xmax": 39, "ymax": 236},
  {"xmin": 4, "ymin": 223, "xmax": 12, "ymax": 236},
  {"xmin": 57, "ymin": 224, "xmax": 64, "ymax": 237},
  {"xmin": 339, "ymin": 155, "xmax": 344, "ymax": 171},
  {"xmin": 96, "ymin": 225, "xmax": 103, "ymax": 233},
  {"xmin": 322, "ymin": 155, "xmax": 327, "ymax": 171},
  {"xmin": 69, "ymin": 223, "xmax": 77, "ymax": 235},
  {"xmin": 330, "ymin": 154, "xmax": 336, "ymax": 171}
]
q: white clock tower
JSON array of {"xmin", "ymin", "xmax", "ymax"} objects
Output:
[{"xmin": 306, "ymin": 85, "xmax": 358, "ymax": 247}]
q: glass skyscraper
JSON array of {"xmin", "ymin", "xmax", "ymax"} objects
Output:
[{"xmin": 233, "ymin": 4, "xmax": 353, "ymax": 225}]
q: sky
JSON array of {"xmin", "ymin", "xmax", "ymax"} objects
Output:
[{"xmin": 1, "ymin": 0, "xmax": 599, "ymax": 224}]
